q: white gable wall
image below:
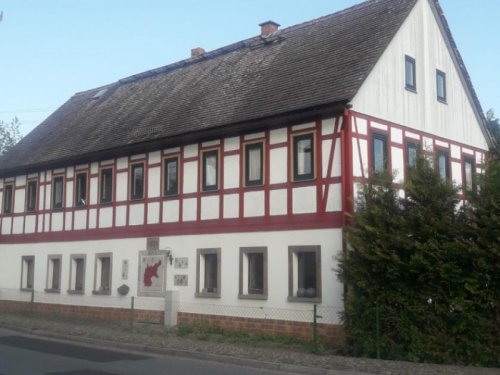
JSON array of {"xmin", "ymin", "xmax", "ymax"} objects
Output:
[{"xmin": 351, "ymin": 0, "xmax": 488, "ymax": 150}]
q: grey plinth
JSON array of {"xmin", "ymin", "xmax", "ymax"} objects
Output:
[{"xmin": 164, "ymin": 290, "xmax": 180, "ymax": 326}]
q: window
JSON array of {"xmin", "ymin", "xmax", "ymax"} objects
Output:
[
  {"xmin": 21, "ymin": 256, "xmax": 35, "ymax": 290},
  {"xmin": 100, "ymin": 167, "xmax": 113, "ymax": 204},
  {"xmin": 130, "ymin": 163, "xmax": 144, "ymax": 200},
  {"xmin": 52, "ymin": 176, "xmax": 64, "ymax": 209},
  {"xmin": 93, "ymin": 253, "xmax": 112, "ymax": 295},
  {"xmin": 288, "ymin": 246, "xmax": 321, "ymax": 302},
  {"xmin": 239, "ymin": 247, "xmax": 267, "ymax": 299},
  {"xmin": 75, "ymin": 172, "xmax": 87, "ymax": 207},
  {"xmin": 244, "ymin": 142, "xmax": 264, "ymax": 186},
  {"xmin": 436, "ymin": 70, "xmax": 447, "ymax": 102},
  {"xmin": 26, "ymin": 180, "xmax": 37, "ymax": 212},
  {"xmin": 293, "ymin": 133, "xmax": 314, "ymax": 181},
  {"xmin": 372, "ymin": 133, "xmax": 388, "ymax": 174},
  {"xmin": 202, "ymin": 150, "xmax": 219, "ymax": 192},
  {"xmin": 406, "ymin": 142, "xmax": 420, "ymax": 169},
  {"xmin": 196, "ymin": 248, "xmax": 221, "ymax": 298},
  {"xmin": 46, "ymin": 255, "xmax": 61, "ymax": 292},
  {"xmin": 437, "ymin": 150, "xmax": 450, "ymax": 180},
  {"xmin": 3, "ymin": 184, "xmax": 13, "ymax": 214},
  {"xmin": 68, "ymin": 255, "xmax": 86, "ymax": 294},
  {"xmin": 463, "ymin": 158, "xmax": 476, "ymax": 192},
  {"xmin": 405, "ymin": 55, "xmax": 416, "ymax": 91},
  {"xmin": 163, "ymin": 156, "xmax": 179, "ymax": 196}
]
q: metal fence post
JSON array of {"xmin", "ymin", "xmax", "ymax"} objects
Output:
[
  {"xmin": 29, "ymin": 289, "xmax": 35, "ymax": 315},
  {"xmin": 375, "ymin": 305, "xmax": 380, "ymax": 359},
  {"xmin": 130, "ymin": 296, "xmax": 135, "ymax": 327},
  {"xmin": 313, "ymin": 304, "xmax": 323, "ymax": 351}
]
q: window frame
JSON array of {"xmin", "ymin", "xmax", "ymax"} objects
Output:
[
  {"xmin": 436, "ymin": 69, "xmax": 447, "ymax": 103},
  {"xmin": 406, "ymin": 141, "xmax": 420, "ymax": 170},
  {"xmin": 3, "ymin": 183, "xmax": 14, "ymax": 214},
  {"xmin": 288, "ymin": 246, "xmax": 321, "ymax": 303},
  {"xmin": 292, "ymin": 132, "xmax": 315, "ymax": 182},
  {"xmin": 463, "ymin": 157, "xmax": 476, "ymax": 193},
  {"xmin": 405, "ymin": 55, "xmax": 416, "ymax": 91},
  {"xmin": 25, "ymin": 179, "xmax": 38, "ymax": 213},
  {"xmin": 371, "ymin": 133, "xmax": 389, "ymax": 176},
  {"xmin": 68, "ymin": 254, "xmax": 86, "ymax": 294},
  {"xmin": 195, "ymin": 248, "xmax": 221, "ymax": 298},
  {"xmin": 20, "ymin": 255, "xmax": 35, "ymax": 291},
  {"xmin": 239, "ymin": 247, "xmax": 268, "ymax": 300},
  {"xmin": 163, "ymin": 155, "xmax": 180, "ymax": 197},
  {"xmin": 201, "ymin": 149, "xmax": 219, "ymax": 192},
  {"xmin": 52, "ymin": 175, "xmax": 65, "ymax": 210},
  {"xmin": 244, "ymin": 142, "xmax": 264, "ymax": 187},
  {"xmin": 99, "ymin": 167, "xmax": 114, "ymax": 204},
  {"xmin": 436, "ymin": 149, "xmax": 451, "ymax": 181},
  {"xmin": 93, "ymin": 252, "xmax": 112, "ymax": 295},
  {"xmin": 74, "ymin": 172, "xmax": 88, "ymax": 207},
  {"xmin": 45, "ymin": 255, "xmax": 62, "ymax": 293},
  {"xmin": 130, "ymin": 162, "xmax": 145, "ymax": 200}
]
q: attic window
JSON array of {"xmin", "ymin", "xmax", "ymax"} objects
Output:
[{"xmin": 92, "ymin": 88, "xmax": 108, "ymax": 100}]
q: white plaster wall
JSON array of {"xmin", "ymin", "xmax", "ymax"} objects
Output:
[
  {"xmin": 391, "ymin": 147, "xmax": 405, "ymax": 183},
  {"xmin": 163, "ymin": 200, "xmax": 179, "ymax": 223},
  {"xmin": 99, "ymin": 207, "xmax": 113, "ymax": 228},
  {"xmin": 115, "ymin": 205, "xmax": 127, "ymax": 227},
  {"xmin": 223, "ymin": 194, "xmax": 239, "ymax": 219},
  {"xmin": 182, "ymin": 198, "xmax": 197, "ymax": 222},
  {"xmin": 223, "ymin": 155, "xmax": 239, "ymax": 189},
  {"xmin": 14, "ymin": 189, "xmax": 25, "ymax": 214},
  {"xmin": 351, "ymin": 0, "xmax": 488, "ymax": 150},
  {"xmin": 74, "ymin": 210, "xmax": 87, "ymax": 230},
  {"xmin": 292, "ymin": 187, "xmax": 316, "ymax": 214},
  {"xmin": 201, "ymin": 196, "xmax": 219, "ymax": 220},
  {"xmin": 183, "ymin": 161, "xmax": 197, "ymax": 194},
  {"xmin": 129, "ymin": 204, "xmax": 144, "ymax": 226},
  {"xmin": 115, "ymin": 172, "xmax": 128, "ymax": 202},
  {"xmin": 244, "ymin": 191, "xmax": 264, "ymax": 217},
  {"xmin": 12, "ymin": 217, "xmax": 23, "ymax": 234},
  {"xmin": 147, "ymin": 202, "xmax": 160, "ymax": 224},
  {"xmin": 65, "ymin": 181, "xmax": 74, "ymax": 208},
  {"xmin": 270, "ymin": 148, "xmax": 287, "ymax": 184},
  {"xmin": 52, "ymin": 212, "xmax": 64, "ymax": 232},
  {"xmin": 269, "ymin": 189, "xmax": 287, "ymax": 216},
  {"xmin": 148, "ymin": 167, "xmax": 161, "ymax": 198},
  {"xmin": 25, "ymin": 215, "xmax": 36, "ymax": 234}
]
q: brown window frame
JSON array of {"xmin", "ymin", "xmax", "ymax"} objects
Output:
[
  {"xmin": 163, "ymin": 155, "xmax": 179, "ymax": 197},
  {"xmin": 463, "ymin": 157, "xmax": 476, "ymax": 193},
  {"xmin": 3, "ymin": 183, "xmax": 14, "ymax": 214},
  {"xmin": 99, "ymin": 167, "xmax": 114, "ymax": 204},
  {"xmin": 436, "ymin": 149, "xmax": 451, "ymax": 181},
  {"xmin": 130, "ymin": 162, "xmax": 145, "ymax": 200},
  {"xmin": 74, "ymin": 172, "xmax": 88, "ymax": 207},
  {"xmin": 26, "ymin": 179, "xmax": 38, "ymax": 212},
  {"xmin": 201, "ymin": 149, "xmax": 219, "ymax": 192},
  {"xmin": 52, "ymin": 176, "xmax": 65, "ymax": 210}
]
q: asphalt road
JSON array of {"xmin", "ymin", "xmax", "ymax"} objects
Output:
[{"xmin": 0, "ymin": 328, "xmax": 288, "ymax": 375}]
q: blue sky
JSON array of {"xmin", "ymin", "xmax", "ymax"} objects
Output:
[{"xmin": 0, "ymin": 0, "xmax": 498, "ymax": 136}]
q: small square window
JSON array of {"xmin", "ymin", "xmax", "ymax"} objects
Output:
[
  {"xmin": 130, "ymin": 163, "xmax": 145, "ymax": 200},
  {"xmin": 292, "ymin": 133, "xmax": 315, "ymax": 181},
  {"xmin": 405, "ymin": 55, "xmax": 416, "ymax": 91},
  {"xmin": 436, "ymin": 70, "xmax": 447, "ymax": 102},
  {"xmin": 45, "ymin": 255, "xmax": 62, "ymax": 293},
  {"xmin": 163, "ymin": 156, "xmax": 179, "ymax": 196},
  {"xmin": 463, "ymin": 157, "xmax": 476, "ymax": 192},
  {"xmin": 68, "ymin": 255, "xmax": 86, "ymax": 294},
  {"xmin": 3, "ymin": 183, "xmax": 14, "ymax": 214},
  {"xmin": 437, "ymin": 150, "xmax": 450, "ymax": 180},
  {"xmin": 196, "ymin": 248, "xmax": 221, "ymax": 298},
  {"xmin": 93, "ymin": 253, "xmax": 112, "ymax": 295},
  {"xmin": 26, "ymin": 180, "xmax": 38, "ymax": 212},
  {"xmin": 239, "ymin": 247, "xmax": 267, "ymax": 300},
  {"xmin": 21, "ymin": 256, "xmax": 35, "ymax": 291},
  {"xmin": 202, "ymin": 150, "xmax": 219, "ymax": 192},
  {"xmin": 75, "ymin": 172, "xmax": 87, "ymax": 207},
  {"xmin": 244, "ymin": 142, "xmax": 264, "ymax": 186},
  {"xmin": 288, "ymin": 246, "xmax": 321, "ymax": 302},
  {"xmin": 406, "ymin": 142, "xmax": 420, "ymax": 170},
  {"xmin": 372, "ymin": 133, "xmax": 388, "ymax": 175},
  {"xmin": 100, "ymin": 168, "xmax": 113, "ymax": 204},
  {"xmin": 52, "ymin": 176, "xmax": 64, "ymax": 209}
]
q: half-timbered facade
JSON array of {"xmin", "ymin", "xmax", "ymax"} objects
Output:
[{"xmin": 0, "ymin": 0, "xmax": 493, "ymax": 343}]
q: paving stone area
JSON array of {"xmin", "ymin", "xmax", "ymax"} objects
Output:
[{"xmin": 0, "ymin": 312, "xmax": 497, "ymax": 375}]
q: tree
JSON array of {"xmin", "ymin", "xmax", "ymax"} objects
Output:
[
  {"xmin": 0, "ymin": 117, "xmax": 22, "ymax": 155},
  {"xmin": 486, "ymin": 109, "xmax": 500, "ymax": 141}
]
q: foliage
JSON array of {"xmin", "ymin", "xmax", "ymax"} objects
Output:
[
  {"xmin": 339, "ymin": 158, "xmax": 499, "ymax": 366},
  {"xmin": 0, "ymin": 117, "xmax": 22, "ymax": 155}
]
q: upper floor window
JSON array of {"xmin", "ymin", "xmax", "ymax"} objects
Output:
[
  {"xmin": 75, "ymin": 172, "xmax": 87, "ymax": 207},
  {"xmin": 3, "ymin": 183, "xmax": 13, "ymax": 214},
  {"xmin": 436, "ymin": 70, "xmax": 447, "ymax": 103},
  {"xmin": 292, "ymin": 133, "xmax": 314, "ymax": 181},
  {"xmin": 406, "ymin": 142, "xmax": 420, "ymax": 170},
  {"xmin": 26, "ymin": 180, "xmax": 37, "ymax": 212},
  {"xmin": 244, "ymin": 142, "xmax": 264, "ymax": 186},
  {"xmin": 130, "ymin": 163, "xmax": 145, "ymax": 200},
  {"xmin": 372, "ymin": 133, "xmax": 388, "ymax": 175},
  {"xmin": 52, "ymin": 176, "xmax": 64, "ymax": 209},
  {"xmin": 437, "ymin": 150, "xmax": 450, "ymax": 180},
  {"xmin": 163, "ymin": 156, "xmax": 179, "ymax": 196},
  {"xmin": 463, "ymin": 157, "xmax": 475, "ymax": 192},
  {"xmin": 405, "ymin": 55, "xmax": 416, "ymax": 91},
  {"xmin": 202, "ymin": 149, "xmax": 219, "ymax": 192},
  {"xmin": 100, "ymin": 167, "xmax": 113, "ymax": 204}
]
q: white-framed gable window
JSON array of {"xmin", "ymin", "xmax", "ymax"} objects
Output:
[
  {"xmin": 21, "ymin": 256, "xmax": 35, "ymax": 291},
  {"xmin": 405, "ymin": 55, "xmax": 416, "ymax": 91},
  {"xmin": 45, "ymin": 255, "xmax": 62, "ymax": 293},
  {"xmin": 288, "ymin": 246, "xmax": 321, "ymax": 302},
  {"xmin": 93, "ymin": 253, "xmax": 112, "ymax": 295},
  {"xmin": 436, "ymin": 69, "xmax": 447, "ymax": 103}
]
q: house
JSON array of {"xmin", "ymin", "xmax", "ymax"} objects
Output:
[{"xmin": 0, "ymin": 0, "xmax": 493, "ymax": 344}]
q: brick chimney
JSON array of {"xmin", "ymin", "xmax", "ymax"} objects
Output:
[
  {"xmin": 191, "ymin": 47, "xmax": 205, "ymax": 58},
  {"xmin": 259, "ymin": 21, "xmax": 280, "ymax": 37}
]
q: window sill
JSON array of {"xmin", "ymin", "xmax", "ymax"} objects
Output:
[
  {"xmin": 99, "ymin": 202, "xmax": 113, "ymax": 206},
  {"xmin": 130, "ymin": 197, "xmax": 145, "ymax": 202},
  {"xmin": 437, "ymin": 98, "xmax": 448, "ymax": 104},
  {"xmin": 68, "ymin": 289, "xmax": 85, "ymax": 295},
  {"xmin": 195, "ymin": 292, "xmax": 220, "ymax": 299},
  {"xmin": 238, "ymin": 294, "xmax": 267, "ymax": 300},
  {"xmin": 92, "ymin": 290, "xmax": 111, "ymax": 296},
  {"xmin": 405, "ymin": 86, "xmax": 417, "ymax": 94},
  {"xmin": 20, "ymin": 288, "xmax": 33, "ymax": 292},
  {"xmin": 288, "ymin": 296, "xmax": 322, "ymax": 303},
  {"xmin": 200, "ymin": 189, "xmax": 219, "ymax": 195},
  {"xmin": 44, "ymin": 288, "xmax": 60, "ymax": 294},
  {"xmin": 163, "ymin": 193, "xmax": 179, "ymax": 200}
]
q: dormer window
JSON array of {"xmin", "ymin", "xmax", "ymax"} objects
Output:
[{"xmin": 405, "ymin": 55, "xmax": 416, "ymax": 91}]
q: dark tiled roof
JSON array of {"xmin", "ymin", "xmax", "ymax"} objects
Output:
[{"xmin": 1, "ymin": 0, "xmax": 419, "ymax": 174}]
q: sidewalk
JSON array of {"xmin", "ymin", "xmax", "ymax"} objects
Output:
[{"xmin": 0, "ymin": 312, "xmax": 497, "ymax": 375}]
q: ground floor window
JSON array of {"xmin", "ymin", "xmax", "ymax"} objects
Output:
[
  {"xmin": 93, "ymin": 253, "xmax": 112, "ymax": 295},
  {"xmin": 239, "ymin": 247, "xmax": 267, "ymax": 299},
  {"xmin": 21, "ymin": 256, "xmax": 35, "ymax": 290},
  {"xmin": 45, "ymin": 255, "xmax": 61, "ymax": 292},
  {"xmin": 68, "ymin": 254, "xmax": 86, "ymax": 294},
  {"xmin": 288, "ymin": 246, "xmax": 321, "ymax": 302},
  {"xmin": 196, "ymin": 248, "xmax": 221, "ymax": 298}
]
